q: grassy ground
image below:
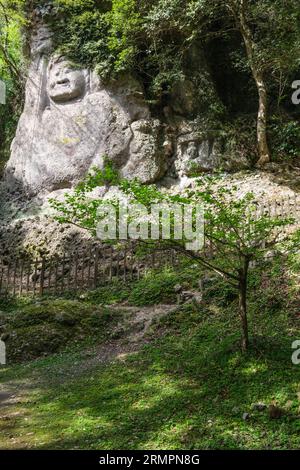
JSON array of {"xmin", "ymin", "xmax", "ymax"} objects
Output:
[{"xmin": 0, "ymin": 262, "xmax": 300, "ymax": 450}]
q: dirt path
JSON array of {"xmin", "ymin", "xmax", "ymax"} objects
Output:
[
  {"xmin": 0, "ymin": 303, "xmax": 176, "ymax": 447},
  {"xmin": 50, "ymin": 304, "xmax": 176, "ymax": 378}
]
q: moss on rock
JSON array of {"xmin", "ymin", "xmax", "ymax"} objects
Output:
[{"xmin": 0, "ymin": 299, "xmax": 123, "ymax": 363}]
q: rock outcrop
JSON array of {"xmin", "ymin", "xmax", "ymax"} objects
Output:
[
  {"xmin": 6, "ymin": 24, "xmax": 166, "ymax": 195},
  {"xmin": 5, "ymin": 10, "xmax": 220, "ymax": 197}
]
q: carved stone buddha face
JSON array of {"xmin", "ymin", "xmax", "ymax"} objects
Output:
[{"xmin": 47, "ymin": 57, "xmax": 87, "ymax": 103}]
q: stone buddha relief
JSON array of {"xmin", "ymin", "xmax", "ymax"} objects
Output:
[
  {"xmin": 47, "ymin": 56, "xmax": 89, "ymax": 104},
  {"xmin": 6, "ymin": 22, "xmax": 165, "ymax": 196}
]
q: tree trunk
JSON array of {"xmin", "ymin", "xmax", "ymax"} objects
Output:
[
  {"xmin": 239, "ymin": 276, "xmax": 249, "ymax": 352},
  {"xmin": 232, "ymin": 0, "xmax": 271, "ymax": 165},
  {"xmin": 255, "ymin": 73, "xmax": 270, "ymax": 166},
  {"xmin": 238, "ymin": 258, "xmax": 250, "ymax": 352}
]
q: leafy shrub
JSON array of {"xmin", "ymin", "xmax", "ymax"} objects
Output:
[
  {"xmin": 220, "ymin": 116, "xmax": 258, "ymax": 168},
  {"xmin": 0, "ymin": 298, "xmax": 122, "ymax": 362},
  {"xmin": 50, "ymin": 0, "xmax": 220, "ymax": 106},
  {"xmin": 270, "ymin": 118, "xmax": 300, "ymax": 162},
  {"xmin": 52, "ymin": 0, "xmax": 141, "ymax": 79},
  {"xmin": 0, "ymin": 0, "xmax": 25, "ymax": 172},
  {"xmin": 128, "ymin": 265, "xmax": 202, "ymax": 306},
  {"xmin": 128, "ymin": 268, "xmax": 179, "ymax": 306},
  {"xmin": 81, "ymin": 280, "xmax": 131, "ymax": 305}
]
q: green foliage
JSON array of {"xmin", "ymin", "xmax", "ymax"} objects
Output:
[
  {"xmin": 49, "ymin": 0, "xmax": 222, "ymax": 110},
  {"xmin": 220, "ymin": 117, "xmax": 258, "ymax": 167},
  {"xmin": 250, "ymin": 0, "xmax": 300, "ymax": 77},
  {"xmin": 128, "ymin": 269, "xmax": 178, "ymax": 306},
  {"xmin": 204, "ymin": 275, "xmax": 238, "ymax": 306},
  {"xmin": 52, "ymin": 0, "xmax": 141, "ymax": 78},
  {"xmin": 77, "ymin": 159, "xmax": 120, "ymax": 190},
  {"xmin": 51, "ymin": 162, "xmax": 300, "ymax": 350},
  {"xmin": 128, "ymin": 265, "xmax": 202, "ymax": 306},
  {"xmin": 1, "ymin": 276, "xmax": 300, "ymax": 449},
  {"xmin": 270, "ymin": 118, "xmax": 300, "ymax": 162},
  {"xmin": 49, "ymin": 160, "xmax": 119, "ymax": 234},
  {"xmin": 0, "ymin": 297, "xmax": 123, "ymax": 362},
  {"xmin": 47, "ymin": 0, "xmax": 300, "ymax": 165},
  {"xmin": 51, "ymin": 0, "xmax": 300, "ymax": 98},
  {"xmin": 220, "ymin": 114, "xmax": 300, "ymax": 167},
  {"xmin": 0, "ymin": 0, "xmax": 299, "ymax": 168},
  {"xmin": 80, "ymin": 279, "xmax": 131, "ymax": 305},
  {"xmin": 0, "ymin": 0, "xmax": 26, "ymax": 171},
  {"xmin": 0, "ymin": 0, "xmax": 25, "ymax": 77},
  {"xmin": 106, "ymin": 0, "xmax": 142, "ymax": 73},
  {"xmin": 51, "ymin": 5, "xmax": 110, "ymax": 72},
  {"xmin": 51, "ymin": 162, "xmax": 295, "ymax": 286}
]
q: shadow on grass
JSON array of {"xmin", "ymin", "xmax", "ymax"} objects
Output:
[{"xmin": 1, "ymin": 305, "xmax": 299, "ymax": 450}]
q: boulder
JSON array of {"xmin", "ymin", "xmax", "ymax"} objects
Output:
[{"xmin": 6, "ymin": 24, "xmax": 167, "ymax": 195}]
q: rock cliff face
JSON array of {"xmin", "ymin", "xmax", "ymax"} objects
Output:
[
  {"xmin": 6, "ymin": 24, "xmax": 163, "ymax": 194},
  {"xmin": 5, "ymin": 13, "xmax": 219, "ymax": 196}
]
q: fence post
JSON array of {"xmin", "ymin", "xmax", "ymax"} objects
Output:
[
  {"xmin": 74, "ymin": 253, "xmax": 78, "ymax": 292},
  {"xmin": 123, "ymin": 245, "xmax": 127, "ymax": 282},
  {"xmin": 6, "ymin": 264, "xmax": 11, "ymax": 295},
  {"xmin": 116, "ymin": 249, "xmax": 120, "ymax": 279},
  {"xmin": 12, "ymin": 260, "xmax": 17, "ymax": 296},
  {"xmin": 130, "ymin": 241, "xmax": 134, "ymax": 280},
  {"xmin": 40, "ymin": 258, "xmax": 46, "ymax": 297},
  {"xmin": 26, "ymin": 261, "xmax": 30, "ymax": 295},
  {"xmin": 48, "ymin": 259, "xmax": 53, "ymax": 293},
  {"xmin": 19, "ymin": 257, "xmax": 24, "ymax": 296},
  {"xmin": 61, "ymin": 254, "xmax": 66, "ymax": 294},
  {"xmin": 0, "ymin": 264, "xmax": 3, "ymax": 295},
  {"xmin": 94, "ymin": 247, "xmax": 99, "ymax": 289},
  {"xmin": 67, "ymin": 255, "xmax": 72, "ymax": 291},
  {"xmin": 87, "ymin": 247, "xmax": 92, "ymax": 288},
  {"xmin": 109, "ymin": 246, "xmax": 113, "ymax": 281}
]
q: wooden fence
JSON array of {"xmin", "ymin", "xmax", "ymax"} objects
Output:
[
  {"xmin": 0, "ymin": 243, "xmax": 178, "ymax": 297},
  {"xmin": 0, "ymin": 194, "xmax": 299, "ymax": 297}
]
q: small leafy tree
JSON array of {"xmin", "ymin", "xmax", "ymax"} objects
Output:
[
  {"xmin": 51, "ymin": 0, "xmax": 300, "ymax": 164},
  {"xmin": 51, "ymin": 164, "xmax": 295, "ymax": 351},
  {"xmin": 0, "ymin": 0, "xmax": 26, "ymax": 88},
  {"xmin": 183, "ymin": 0, "xmax": 300, "ymax": 164},
  {"xmin": 0, "ymin": 0, "xmax": 26, "ymax": 170}
]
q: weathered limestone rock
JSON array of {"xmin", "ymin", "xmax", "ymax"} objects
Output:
[
  {"xmin": 122, "ymin": 119, "xmax": 165, "ymax": 183},
  {"xmin": 6, "ymin": 24, "xmax": 165, "ymax": 195},
  {"xmin": 5, "ymin": 14, "xmax": 221, "ymax": 200},
  {"xmin": 174, "ymin": 123, "xmax": 219, "ymax": 177}
]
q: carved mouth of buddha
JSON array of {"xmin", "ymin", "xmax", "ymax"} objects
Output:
[
  {"xmin": 51, "ymin": 78, "xmax": 70, "ymax": 89},
  {"xmin": 49, "ymin": 75, "xmax": 82, "ymax": 101},
  {"xmin": 56, "ymin": 78, "xmax": 70, "ymax": 86}
]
